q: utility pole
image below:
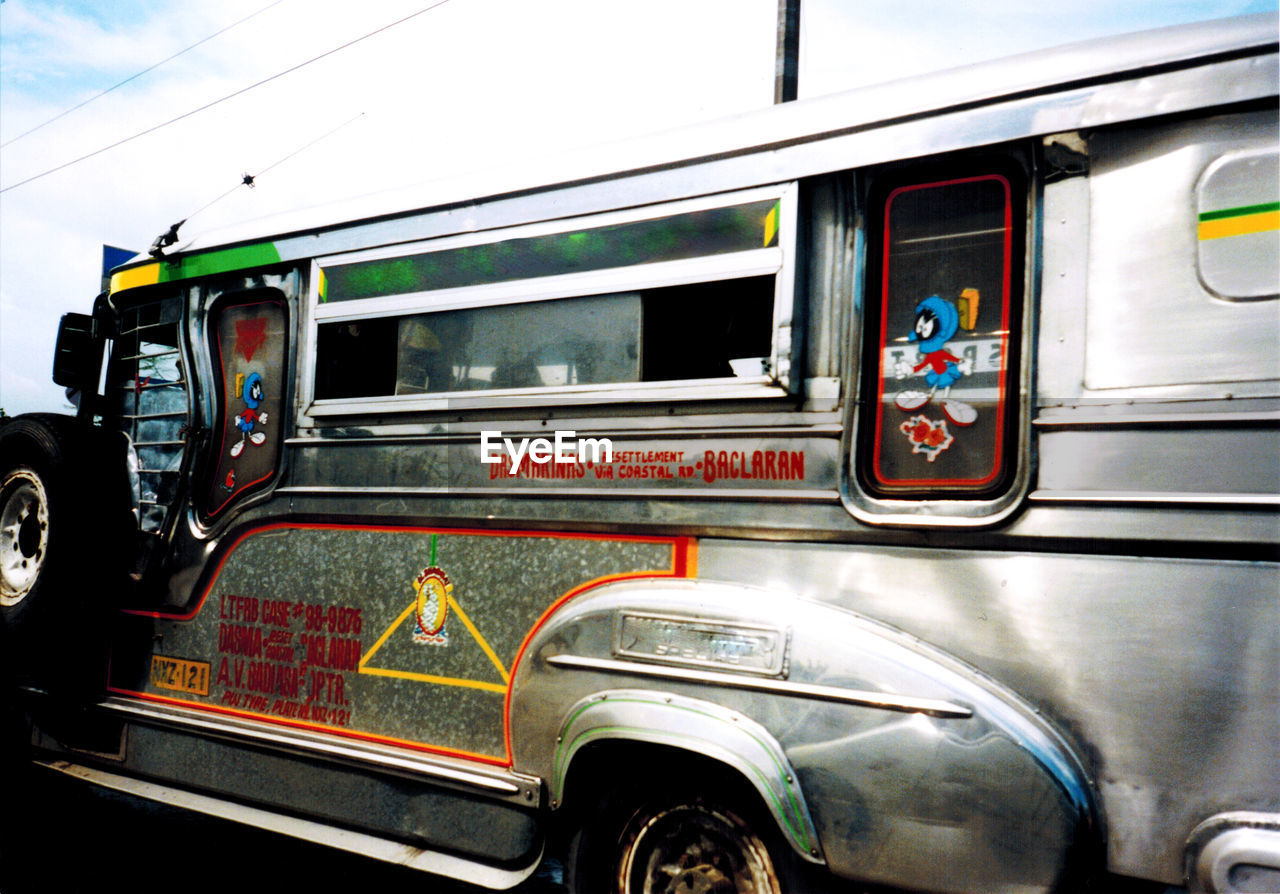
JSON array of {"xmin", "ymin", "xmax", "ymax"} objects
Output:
[{"xmin": 774, "ymin": 0, "xmax": 800, "ymax": 103}]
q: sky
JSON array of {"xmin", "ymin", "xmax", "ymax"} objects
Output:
[{"xmin": 0, "ymin": 0, "xmax": 1274, "ymax": 416}]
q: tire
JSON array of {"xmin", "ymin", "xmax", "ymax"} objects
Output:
[
  {"xmin": 567, "ymin": 771, "xmax": 803, "ymax": 894},
  {"xmin": 0, "ymin": 415, "xmax": 117, "ymax": 700}
]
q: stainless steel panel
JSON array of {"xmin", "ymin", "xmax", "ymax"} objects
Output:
[
  {"xmin": 286, "ymin": 432, "xmax": 840, "ymax": 495},
  {"xmin": 510, "ymin": 579, "xmax": 1091, "ymax": 893},
  {"xmin": 696, "ymin": 539, "xmax": 1280, "ymax": 885},
  {"xmin": 1085, "ymin": 109, "xmax": 1280, "ymax": 390},
  {"xmin": 108, "ymin": 525, "xmax": 683, "ymax": 761},
  {"xmin": 34, "ymin": 758, "xmax": 542, "ymax": 889},
  {"xmin": 119, "ymin": 721, "xmax": 540, "ymax": 863},
  {"xmin": 1037, "ymin": 425, "xmax": 1280, "ymax": 495}
]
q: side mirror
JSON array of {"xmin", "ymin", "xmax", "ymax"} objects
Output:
[{"xmin": 52, "ymin": 312, "xmax": 100, "ymax": 389}]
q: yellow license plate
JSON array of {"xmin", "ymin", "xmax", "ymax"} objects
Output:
[{"xmin": 150, "ymin": 655, "xmax": 211, "ymax": 696}]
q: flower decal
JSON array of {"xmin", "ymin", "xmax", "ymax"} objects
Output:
[{"xmin": 899, "ymin": 415, "xmax": 954, "ymax": 462}]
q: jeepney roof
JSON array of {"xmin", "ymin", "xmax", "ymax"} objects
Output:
[{"xmin": 112, "ymin": 12, "xmax": 1275, "ymax": 280}]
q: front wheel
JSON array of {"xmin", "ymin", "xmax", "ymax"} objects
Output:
[
  {"xmin": 567, "ymin": 771, "xmax": 802, "ymax": 894},
  {"xmin": 0, "ymin": 416, "xmax": 118, "ymax": 700},
  {"xmin": 0, "ymin": 467, "xmax": 51, "ymax": 613}
]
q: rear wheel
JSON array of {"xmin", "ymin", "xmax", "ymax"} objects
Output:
[{"xmin": 615, "ymin": 798, "xmax": 783, "ymax": 894}]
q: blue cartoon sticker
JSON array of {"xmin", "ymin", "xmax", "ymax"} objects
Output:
[
  {"xmin": 230, "ymin": 371, "xmax": 269, "ymax": 458},
  {"xmin": 893, "ymin": 291, "xmax": 978, "ymax": 428}
]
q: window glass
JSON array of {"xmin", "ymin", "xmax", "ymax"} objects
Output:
[
  {"xmin": 204, "ymin": 292, "xmax": 288, "ymax": 519},
  {"xmin": 319, "ymin": 199, "xmax": 781, "ymax": 304},
  {"xmin": 105, "ymin": 299, "xmax": 189, "ymax": 533},
  {"xmin": 862, "ymin": 173, "xmax": 1020, "ymax": 495},
  {"xmin": 315, "ymin": 276, "xmax": 775, "ymax": 400}
]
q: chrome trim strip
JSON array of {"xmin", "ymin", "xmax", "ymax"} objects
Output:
[
  {"xmin": 101, "ymin": 697, "xmax": 525, "ymax": 796},
  {"xmin": 275, "ymin": 485, "xmax": 842, "ymax": 503},
  {"xmin": 1028, "ymin": 490, "xmax": 1280, "ymax": 506},
  {"xmin": 285, "ymin": 423, "xmax": 846, "ymax": 446},
  {"xmin": 33, "ymin": 758, "xmax": 542, "ymax": 890},
  {"xmin": 1033, "ymin": 410, "xmax": 1280, "ymax": 429},
  {"xmin": 544, "ymin": 654, "xmax": 973, "ymax": 719},
  {"xmin": 306, "ymin": 381, "xmax": 790, "ymax": 416}
]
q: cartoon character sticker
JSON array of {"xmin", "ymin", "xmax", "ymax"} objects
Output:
[
  {"xmin": 893, "ymin": 288, "xmax": 979, "ymax": 429},
  {"xmin": 230, "ymin": 371, "xmax": 269, "ymax": 458}
]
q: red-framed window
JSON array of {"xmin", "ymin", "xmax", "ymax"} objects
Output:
[
  {"xmin": 859, "ymin": 167, "xmax": 1025, "ymax": 498},
  {"xmin": 203, "ymin": 290, "xmax": 288, "ymax": 519}
]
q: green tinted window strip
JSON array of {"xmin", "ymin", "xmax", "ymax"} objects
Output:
[{"xmin": 321, "ymin": 200, "xmax": 781, "ymax": 303}]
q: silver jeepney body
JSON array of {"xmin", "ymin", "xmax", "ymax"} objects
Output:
[{"xmin": 29, "ymin": 14, "xmax": 1278, "ymax": 893}]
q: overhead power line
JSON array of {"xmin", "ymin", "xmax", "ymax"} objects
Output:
[
  {"xmin": 1, "ymin": 0, "xmax": 289, "ymax": 149},
  {"xmin": 192, "ymin": 112, "xmax": 368, "ymax": 220},
  {"xmin": 0, "ymin": 0, "xmax": 455, "ymax": 195},
  {"xmin": 148, "ymin": 110, "xmax": 368, "ymax": 256}
]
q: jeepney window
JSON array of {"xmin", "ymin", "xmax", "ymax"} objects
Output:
[
  {"xmin": 202, "ymin": 290, "xmax": 288, "ymax": 520},
  {"xmin": 307, "ymin": 187, "xmax": 794, "ymax": 412},
  {"xmin": 104, "ymin": 297, "xmax": 189, "ymax": 533},
  {"xmin": 858, "ymin": 172, "xmax": 1023, "ymax": 497},
  {"xmin": 315, "ymin": 277, "xmax": 774, "ymax": 399}
]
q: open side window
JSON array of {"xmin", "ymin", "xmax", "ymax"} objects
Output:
[
  {"xmin": 855, "ymin": 163, "xmax": 1027, "ymax": 506},
  {"xmin": 303, "ymin": 186, "xmax": 797, "ymax": 415},
  {"xmin": 202, "ymin": 289, "xmax": 288, "ymax": 520}
]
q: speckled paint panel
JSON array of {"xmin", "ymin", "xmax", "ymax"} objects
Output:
[{"xmin": 110, "ymin": 525, "xmax": 689, "ymax": 762}]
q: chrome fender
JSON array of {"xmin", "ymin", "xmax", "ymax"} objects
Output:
[
  {"xmin": 508, "ymin": 577, "xmax": 1095, "ymax": 894},
  {"xmin": 552, "ymin": 688, "xmax": 824, "ymax": 862}
]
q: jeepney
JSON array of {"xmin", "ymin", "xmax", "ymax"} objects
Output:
[{"xmin": 2, "ymin": 13, "xmax": 1277, "ymax": 894}]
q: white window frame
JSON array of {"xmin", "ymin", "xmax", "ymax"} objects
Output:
[{"xmin": 300, "ymin": 185, "xmax": 798, "ymax": 417}]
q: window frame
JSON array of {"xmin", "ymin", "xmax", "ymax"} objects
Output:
[
  {"xmin": 300, "ymin": 185, "xmax": 798, "ymax": 417},
  {"xmin": 199, "ymin": 288, "xmax": 290, "ymax": 522},
  {"xmin": 844, "ymin": 155, "xmax": 1034, "ymax": 525}
]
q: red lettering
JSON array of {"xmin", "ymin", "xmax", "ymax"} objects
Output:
[
  {"xmin": 218, "ymin": 623, "xmax": 263, "ymax": 657},
  {"xmin": 789, "ymin": 451, "xmax": 804, "ymax": 480}
]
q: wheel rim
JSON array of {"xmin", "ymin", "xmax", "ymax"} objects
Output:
[
  {"xmin": 618, "ymin": 802, "xmax": 781, "ymax": 894},
  {"xmin": 1, "ymin": 469, "xmax": 49, "ymax": 605}
]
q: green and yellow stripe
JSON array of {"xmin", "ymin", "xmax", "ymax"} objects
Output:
[
  {"xmin": 1197, "ymin": 201, "xmax": 1280, "ymax": 241},
  {"xmin": 109, "ymin": 241, "xmax": 283, "ymax": 296}
]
